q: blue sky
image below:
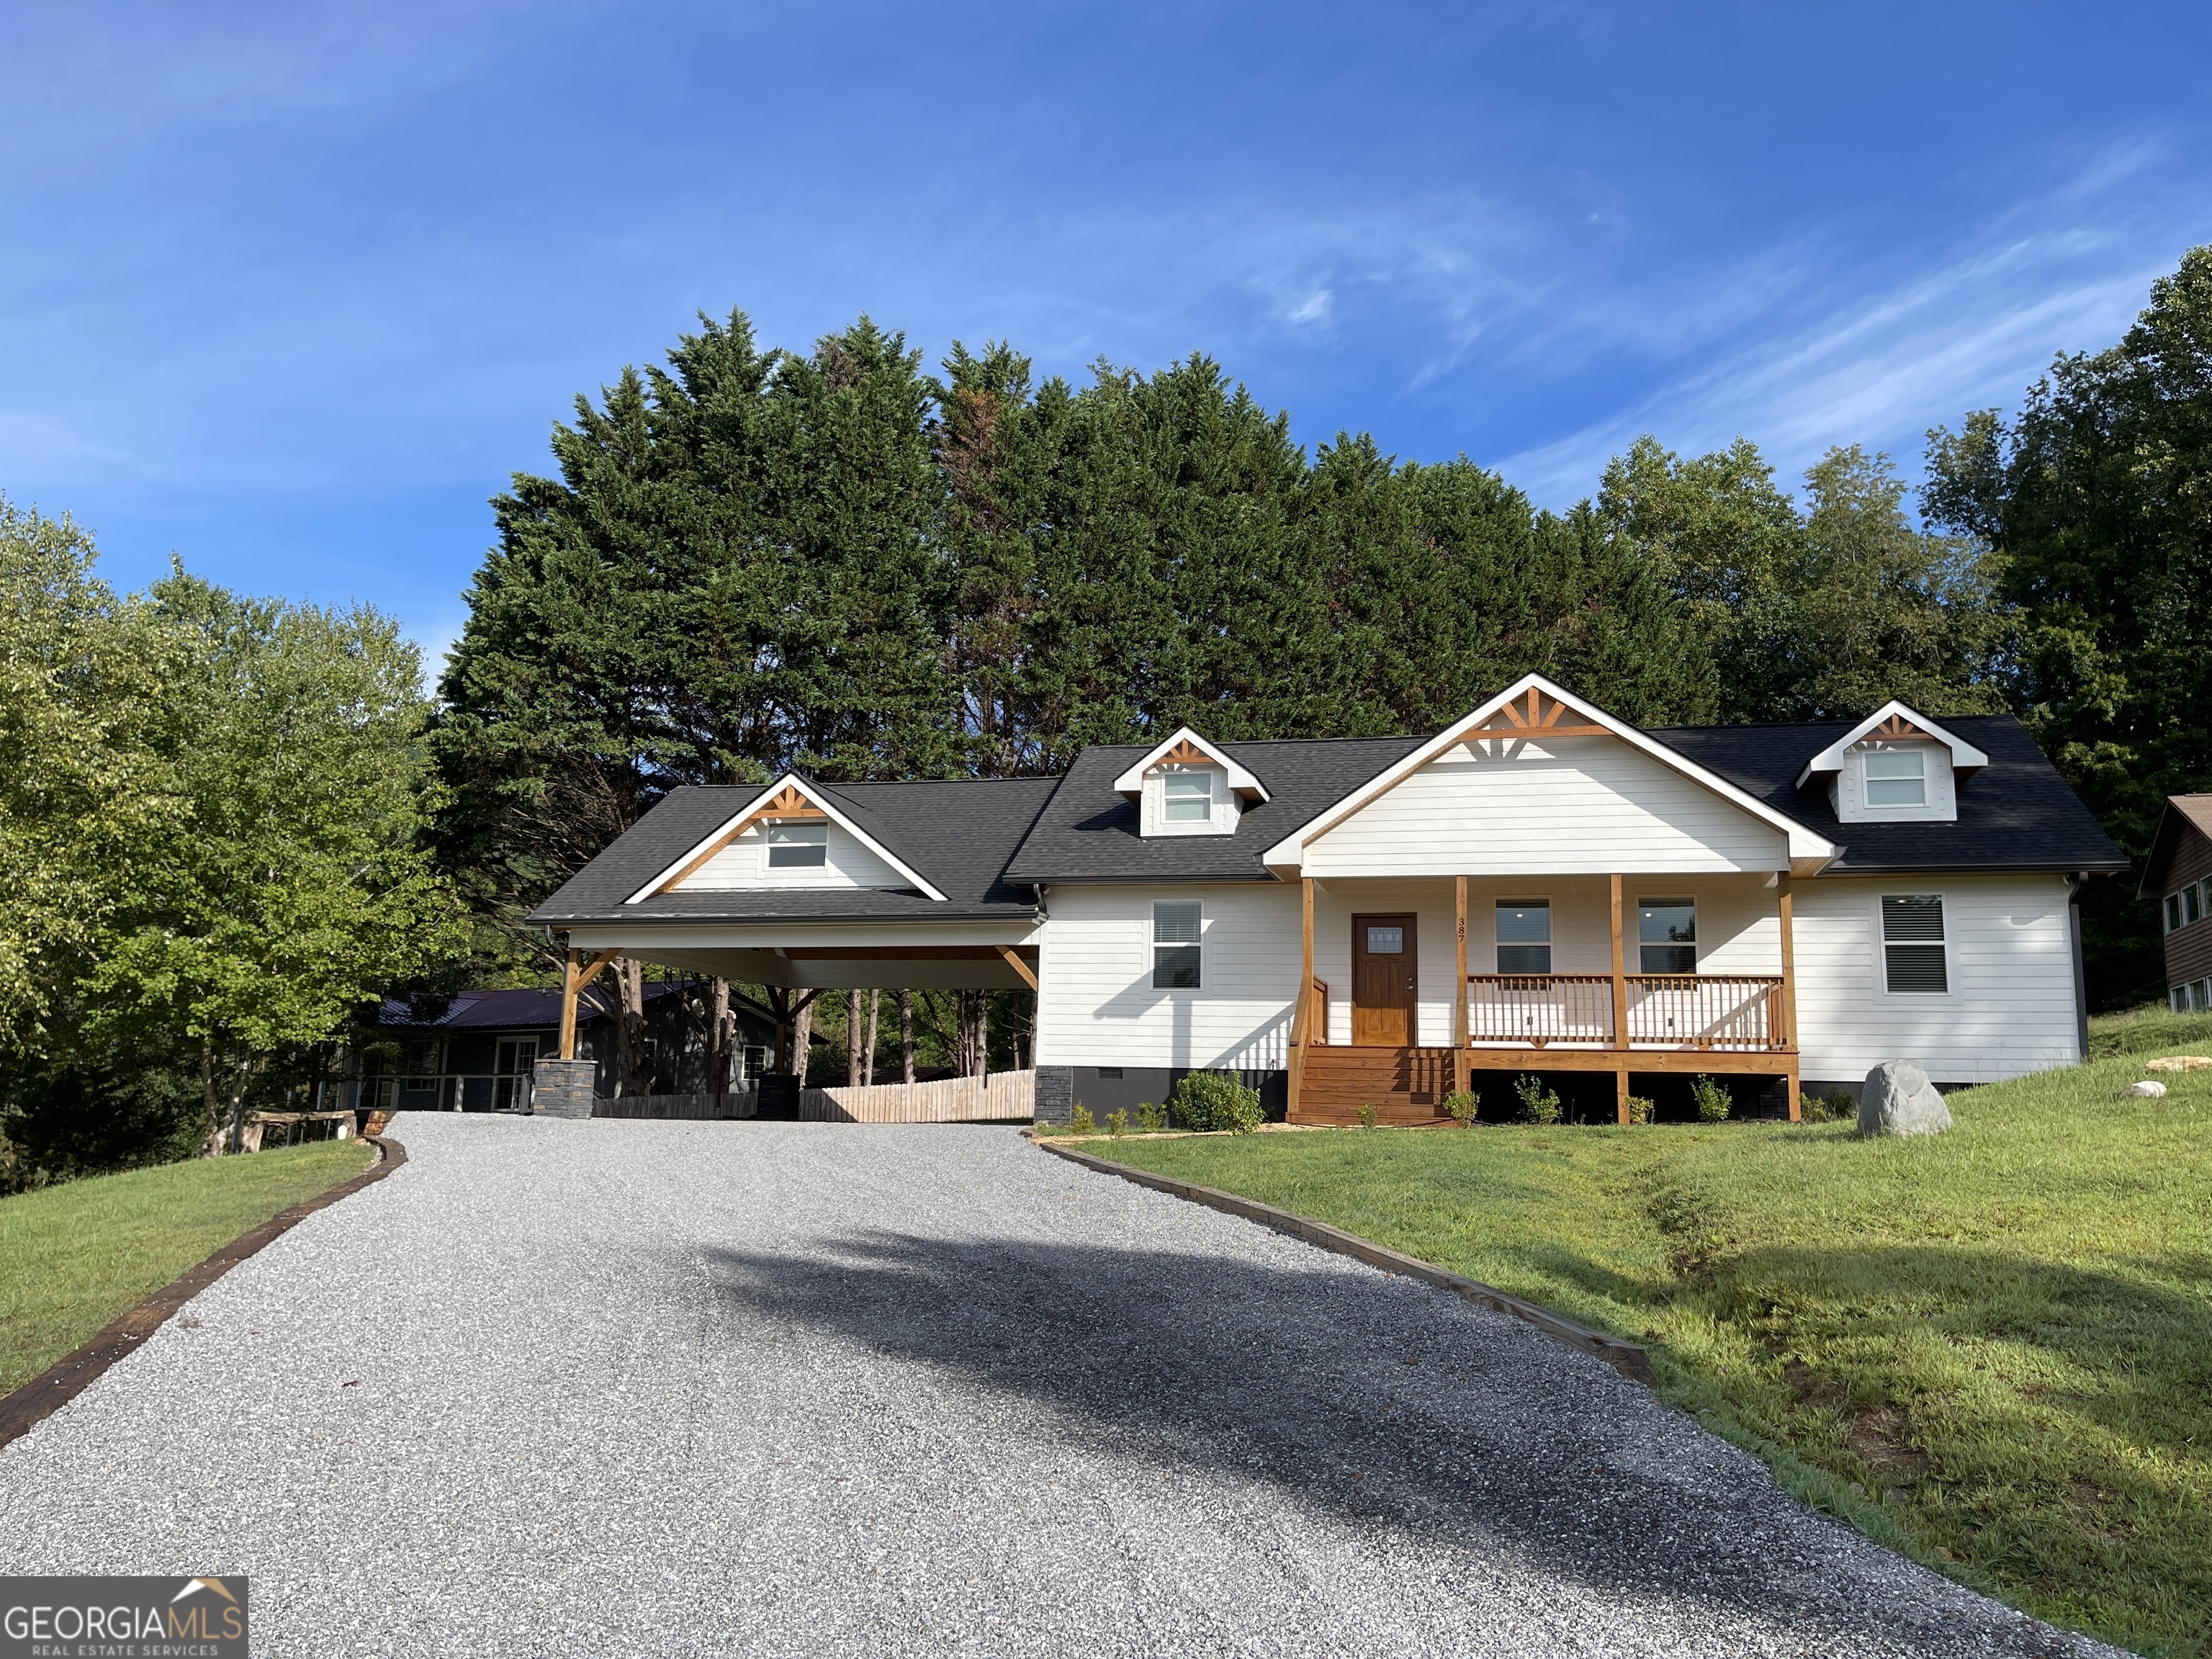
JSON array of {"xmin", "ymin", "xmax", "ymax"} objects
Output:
[{"xmin": 4, "ymin": 2, "xmax": 2208, "ymax": 675}]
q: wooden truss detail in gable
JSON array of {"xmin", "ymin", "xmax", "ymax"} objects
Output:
[
  {"xmin": 1468, "ymin": 685, "xmax": 1611, "ymax": 742},
  {"xmin": 1870, "ymin": 714, "xmax": 1929, "ymax": 741},
  {"xmin": 1159, "ymin": 739, "xmax": 1212, "ymax": 766},
  {"xmin": 660, "ymin": 782, "xmax": 829, "ymax": 892}
]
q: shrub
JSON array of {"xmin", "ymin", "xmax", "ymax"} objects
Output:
[
  {"xmin": 1690, "ymin": 1075, "xmax": 1730, "ymax": 1123},
  {"xmin": 1105, "ymin": 1107, "xmax": 1128, "ymax": 1138},
  {"xmin": 1357, "ymin": 1104, "xmax": 1379, "ymax": 1130},
  {"xmin": 1069, "ymin": 1104, "xmax": 1095, "ymax": 1135},
  {"xmin": 1136, "ymin": 1101, "xmax": 1166, "ymax": 1132},
  {"xmin": 1624, "ymin": 1094, "xmax": 1655, "ymax": 1125},
  {"xmin": 1169, "ymin": 1071, "xmax": 1263, "ymax": 1133},
  {"xmin": 1802, "ymin": 1088, "xmax": 1855, "ymax": 1123},
  {"xmin": 1444, "ymin": 1089, "xmax": 1480, "ymax": 1127},
  {"xmin": 1513, "ymin": 1074, "xmax": 1563, "ymax": 1125}
]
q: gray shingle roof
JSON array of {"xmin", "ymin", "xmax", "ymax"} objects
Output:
[
  {"xmin": 529, "ymin": 716, "xmax": 2124, "ymax": 930},
  {"xmin": 526, "ymin": 776, "xmax": 1061, "ymax": 926},
  {"xmin": 1650, "ymin": 715, "xmax": 2127, "ymax": 875},
  {"xmin": 1001, "ymin": 737, "xmax": 1424, "ymax": 882}
]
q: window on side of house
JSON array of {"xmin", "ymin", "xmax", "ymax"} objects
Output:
[
  {"xmin": 766, "ymin": 821, "xmax": 830, "ymax": 868},
  {"xmin": 1162, "ymin": 769, "xmax": 1213, "ymax": 823},
  {"xmin": 1864, "ymin": 747, "xmax": 1928, "ymax": 806},
  {"xmin": 1496, "ymin": 899, "xmax": 1552, "ymax": 974},
  {"xmin": 2195, "ymin": 980, "xmax": 2211, "ymax": 1013},
  {"xmin": 1637, "ymin": 898, "xmax": 1696, "ymax": 974},
  {"xmin": 1882, "ymin": 894, "xmax": 1948, "ymax": 994},
  {"xmin": 403, "ymin": 1039, "xmax": 440, "ymax": 1089},
  {"xmin": 2175, "ymin": 985, "xmax": 2191, "ymax": 1015},
  {"xmin": 1153, "ymin": 900, "xmax": 1202, "ymax": 989},
  {"xmin": 2170, "ymin": 894, "xmax": 2186, "ymax": 933},
  {"xmin": 2189, "ymin": 883, "xmax": 2204, "ymax": 926}
]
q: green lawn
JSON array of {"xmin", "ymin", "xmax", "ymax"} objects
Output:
[
  {"xmin": 0, "ymin": 1140, "xmax": 375, "ymax": 1398},
  {"xmin": 1084, "ymin": 1011, "xmax": 2212, "ymax": 1659}
]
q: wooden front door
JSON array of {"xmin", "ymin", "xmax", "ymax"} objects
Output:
[{"xmin": 1352, "ymin": 914, "xmax": 1419, "ymax": 1046}]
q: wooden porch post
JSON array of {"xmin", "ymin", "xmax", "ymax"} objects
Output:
[
  {"xmin": 1289, "ymin": 876, "xmax": 1316, "ymax": 1118},
  {"xmin": 1778, "ymin": 871, "xmax": 1801, "ymax": 1121},
  {"xmin": 559, "ymin": 948, "xmax": 582, "ymax": 1061},
  {"xmin": 1454, "ymin": 876, "xmax": 1469, "ymax": 1097},
  {"xmin": 1609, "ymin": 874, "xmax": 1630, "ymax": 1124}
]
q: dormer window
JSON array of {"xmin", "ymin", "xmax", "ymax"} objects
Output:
[
  {"xmin": 766, "ymin": 822, "xmax": 828, "ymax": 868},
  {"xmin": 1164, "ymin": 770, "xmax": 1213, "ymax": 823},
  {"xmin": 1864, "ymin": 748, "xmax": 1927, "ymax": 807}
]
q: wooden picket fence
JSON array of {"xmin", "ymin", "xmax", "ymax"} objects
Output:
[{"xmin": 801, "ymin": 1069, "xmax": 1036, "ymax": 1124}]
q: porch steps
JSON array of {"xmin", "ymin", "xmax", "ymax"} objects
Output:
[{"xmin": 1295, "ymin": 1047, "xmax": 1457, "ymax": 1126}]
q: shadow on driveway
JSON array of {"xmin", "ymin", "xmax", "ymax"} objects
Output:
[{"xmin": 701, "ymin": 1228, "xmax": 2077, "ymax": 1656}]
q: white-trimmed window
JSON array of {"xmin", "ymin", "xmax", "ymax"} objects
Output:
[
  {"xmin": 1163, "ymin": 770, "xmax": 1213, "ymax": 824},
  {"xmin": 1496, "ymin": 899, "xmax": 1552, "ymax": 974},
  {"xmin": 1153, "ymin": 901, "xmax": 1202, "ymax": 989},
  {"xmin": 1864, "ymin": 749, "xmax": 1927, "ymax": 806},
  {"xmin": 1882, "ymin": 894, "xmax": 1948, "ymax": 994},
  {"xmin": 767, "ymin": 822, "xmax": 829, "ymax": 868},
  {"xmin": 1638, "ymin": 898, "xmax": 1696, "ymax": 974},
  {"xmin": 2170, "ymin": 894, "xmax": 2186, "ymax": 933},
  {"xmin": 2190, "ymin": 884, "xmax": 2205, "ymax": 926}
]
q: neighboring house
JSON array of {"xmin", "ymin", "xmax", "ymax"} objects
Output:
[
  {"xmin": 2137, "ymin": 796, "xmax": 2212, "ymax": 1011},
  {"xmin": 528, "ymin": 675, "xmax": 2126, "ymax": 1125},
  {"xmin": 355, "ymin": 983, "xmax": 778, "ymax": 1113}
]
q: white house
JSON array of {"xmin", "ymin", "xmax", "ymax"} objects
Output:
[{"xmin": 529, "ymin": 675, "xmax": 2126, "ymax": 1123}]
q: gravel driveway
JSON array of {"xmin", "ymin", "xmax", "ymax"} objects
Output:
[{"xmin": 0, "ymin": 1115, "xmax": 2118, "ymax": 1658}]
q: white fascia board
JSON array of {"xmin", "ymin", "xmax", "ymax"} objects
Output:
[
  {"xmin": 623, "ymin": 775, "xmax": 950, "ymax": 904},
  {"xmin": 1260, "ymin": 671, "xmax": 1840, "ymax": 874},
  {"xmin": 1794, "ymin": 700, "xmax": 1991, "ymax": 789},
  {"xmin": 1111, "ymin": 727, "xmax": 1270, "ymax": 800},
  {"xmin": 570, "ymin": 920, "xmax": 1043, "ymax": 952}
]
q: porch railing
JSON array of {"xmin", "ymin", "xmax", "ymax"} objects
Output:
[
  {"xmin": 1468, "ymin": 974, "xmax": 1615, "ymax": 1045},
  {"xmin": 1464, "ymin": 973, "xmax": 1788, "ymax": 1051},
  {"xmin": 1624, "ymin": 974, "xmax": 1785, "ymax": 1050}
]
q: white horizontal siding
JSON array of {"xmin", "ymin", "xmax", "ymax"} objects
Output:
[
  {"xmin": 675, "ymin": 821, "xmax": 909, "ymax": 891},
  {"xmin": 1035, "ymin": 884, "xmax": 1300, "ymax": 1070},
  {"xmin": 1303, "ymin": 736, "xmax": 1786, "ymax": 877},
  {"xmin": 1794, "ymin": 874, "xmax": 2078, "ymax": 1084}
]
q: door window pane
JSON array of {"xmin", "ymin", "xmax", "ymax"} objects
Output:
[
  {"xmin": 1496, "ymin": 900, "xmax": 1550, "ymax": 974},
  {"xmin": 1637, "ymin": 899, "xmax": 1696, "ymax": 974},
  {"xmin": 767, "ymin": 822, "xmax": 829, "ymax": 867},
  {"xmin": 1154, "ymin": 901, "xmax": 1201, "ymax": 988},
  {"xmin": 1364, "ymin": 925, "xmax": 1404, "ymax": 955},
  {"xmin": 1163, "ymin": 770, "xmax": 1212, "ymax": 822},
  {"xmin": 1882, "ymin": 894, "xmax": 1947, "ymax": 993},
  {"xmin": 1865, "ymin": 748, "xmax": 1928, "ymax": 806}
]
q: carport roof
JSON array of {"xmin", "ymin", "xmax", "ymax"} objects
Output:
[{"xmin": 528, "ymin": 775, "xmax": 1062, "ymax": 925}]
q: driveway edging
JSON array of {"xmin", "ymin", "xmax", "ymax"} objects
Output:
[
  {"xmin": 0, "ymin": 1134, "xmax": 410, "ymax": 1452},
  {"xmin": 1033, "ymin": 1136, "xmax": 1656, "ymax": 1385}
]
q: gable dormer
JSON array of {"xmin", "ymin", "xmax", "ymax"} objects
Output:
[
  {"xmin": 624, "ymin": 777, "xmax": 948, "ymax": 902},
  {"xmin": 1112, "ymin": 728, "xmax": 1269, "ymax": 839},
  {"xmin": 1796, "ymin": 703, "xmax": 1988, "ymax": 824}
]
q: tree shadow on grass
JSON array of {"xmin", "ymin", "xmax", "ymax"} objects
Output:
[{"xmin": 700, "ymin": 1228, "xmax": 2087, "ymax": 1656}]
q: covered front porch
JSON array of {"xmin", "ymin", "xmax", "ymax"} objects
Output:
[{"xmin": 1287, "ymin": 871, "xmax": 1800, "ymax": 1125}]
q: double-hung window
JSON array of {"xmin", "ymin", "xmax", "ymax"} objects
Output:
[
  {"xmin": 1163, "ymin": 770, "xmax": 1212, "ymax": 824},
  {"xmin": 1496, "ymin": 900, "xmax": 1552, "ymax": 974},
  {"xmin": 1865, "ymin": 749, "xmax": 1927, "ymax": 806},
  {"xmin": 1638, "ymin": 899, "xmax": 1696, "ymax": 974},
  {"xmin": 1882, "ymin": 894, "xmax": 1948, "ymax": 994},
  {"xmin": 2170, "ymin": 893, "xmax": 2186, "ymax": 932},
  {"xmin": 767, "ymin": 822, "xmax": 829, "ymax": 868},
  {"xmin": 1153, "ymin": 901, "xmax": 1202, "ymax": 989}
]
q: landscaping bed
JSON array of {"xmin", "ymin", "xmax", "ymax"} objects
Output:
[
  {"xmin": 0, "ymin": 1140, "xmax": 377, "ymax": 1399},
  {"xmin": 1083, "ymin": 1012, "xmax": 2212, "ymax": 1659}
]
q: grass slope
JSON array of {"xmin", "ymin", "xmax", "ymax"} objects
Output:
[
  {"xmin": 1087, "ymin": 1013, "xmax": 2212, "ymax": 1659},
  {"xmin": 0, "ymin": 1140, "xmax": 374, "ymax": 1398}
]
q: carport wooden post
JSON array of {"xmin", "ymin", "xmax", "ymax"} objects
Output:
[
  {"xmin": 559, "ymin": 950, "xmax": 581, "ymax": 1060},
  {"xmin": 1453, "ymin": 876, "xmax": 1469, "ymax": 1097},
  {"xmin": 1610, "ymin": 875, "xmax": 1630, "ymax": 1125},
  {"xmin": 1779, "ymin": 872, "xmax": 1802, "ymax": 1121}
]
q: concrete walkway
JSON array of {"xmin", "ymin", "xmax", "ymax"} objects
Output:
[{"xmin": 0, "ymin": 1115, "xmax": 2118, "ymax": 1657}]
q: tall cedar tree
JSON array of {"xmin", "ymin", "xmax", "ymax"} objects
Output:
[{"xmin": 1925, "ymin": 243, "xmax": 2212, "ymax": 1006}]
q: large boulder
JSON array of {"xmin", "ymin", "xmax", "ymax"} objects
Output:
[{"xmin": 1858, "ymin": 1060, "xmax": 1952, "ymax": 1138}]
